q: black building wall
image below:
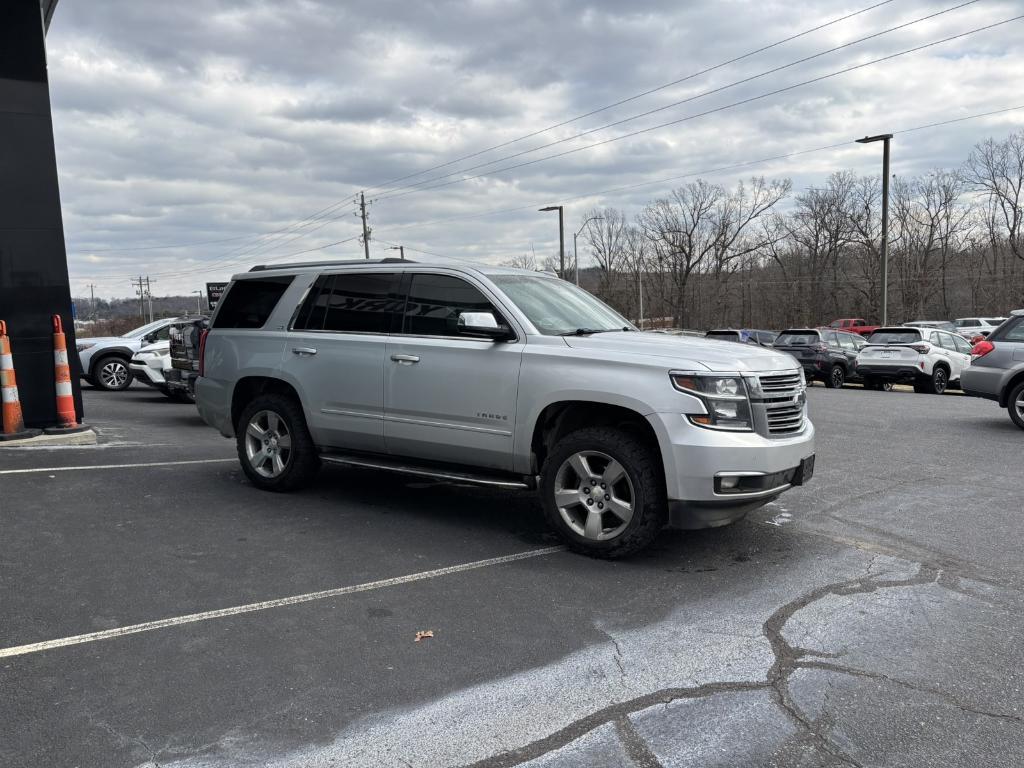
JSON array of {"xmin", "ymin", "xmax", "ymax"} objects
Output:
[{"xmin": 0, "ymin": 0, "xmax": 83, "ymax": 428}]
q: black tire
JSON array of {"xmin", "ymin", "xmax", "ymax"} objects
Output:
[
  {"xmin": 824, "ymin": 365, "xmax": 845, "ymax": 389},
  {"xmin": 539, "ymin": 426, "xmax": 667, "ymax": 558},
  {"xmin": 236, "ymin": 393, "xmax": 320, "ymax": 491},
  {"xmin": 91, "ymin": 355, "xmax": 133, "ymax": 391},
  {"xmin": 922, "ymin": 366, "xmax": 949, "ymax": 395},
  {"xmin": 1007, "ymin": 381, "xmax": 1024, "ymax": 431}
]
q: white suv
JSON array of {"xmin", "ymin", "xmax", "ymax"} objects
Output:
[{"xmin": 856, "ymin": 326, "xmax": 973, "ymax": 394}]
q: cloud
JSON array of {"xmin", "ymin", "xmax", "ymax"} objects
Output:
[{"xmin": 44, "ymin": 0, "xmax": 1024, "ymax": 297}]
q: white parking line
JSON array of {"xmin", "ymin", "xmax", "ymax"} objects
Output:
[
  {"xmin": 0, "ymin": 546, "xmax": 566, "ymax": 659},
  {"xmin": 0, "ymin": 458, "xmax": 237, "ymax": 475}
]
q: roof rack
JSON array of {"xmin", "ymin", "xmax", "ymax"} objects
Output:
[{"xmin": 249, "ymin": 258, "xmax": 413, "ymax": 272}]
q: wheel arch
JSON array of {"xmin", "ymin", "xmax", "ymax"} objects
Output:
[
  {"xmin": 230, "ymin": 376, "xmax": 302, "ymax": 433},
  {"xmin": 1000, "ymin": 370, "xmax": 1024, "ymax": 408}
]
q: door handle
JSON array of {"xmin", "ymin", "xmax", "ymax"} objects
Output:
[
  {"xmin": 292, "ymin": 347, "xmax": 318, "ymax": 356},
  {"xmin": 390, "ymin": 354, "xmax": 420, "ymax": 364}
]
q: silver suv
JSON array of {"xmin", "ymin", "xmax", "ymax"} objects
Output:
[
  {"xmin": 195, "ymin": 260, "xmax": 815, "ymax": 557},
  {"xmin": 961, "ymin": 310, "xmax": 1024, "ymax": 430}
]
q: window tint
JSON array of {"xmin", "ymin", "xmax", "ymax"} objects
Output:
[
  {"xmin": 992, "ymin": 316, "xmax": 1024, "ymax": 342},
  {"xmin": 952, "ymin": 334, "xmax": 972, "ymax": 354},
  {"xmin": 775, "ymin": 332, "xmax": 820, "ymax": 346},
  {"xmin": 936, "ymin": 332, "xmax": 958, "ymax": 351},
  {"xmin": 151, "ymin": 325, "xmax": 171, "ymax": 341},
  {"xmin": 295, "ymin": 273, "xmax": 397, "ymax": 333},
  {"xmin": 403, "ymin": 274, "xmax": 498, "ymax": 337},
  {"xmin": 824, "ymin": 331, "xmax": 841, "ymax": 349},
  {"xmin": 757, "ymin": 331, "xmax": 777, "ymax": 345},
  {"xmin": 867, "ymin": 329, "xmax": 922, "ymax": 345},
  {"xmin": 838, "ymin": 333, "xmax": 856, "ymax": 351},
  {"xmin": 213, "ymin": 276, "xmax": 295, "ymax": 329},
  {"xmin": 706, "ymin": 330, "xmax": 741, "ymax": 341}
]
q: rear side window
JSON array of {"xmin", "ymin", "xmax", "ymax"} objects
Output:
[
  {"xmin": 867, "ymin": 330, "xmax": 922, "ymax": 345},
  {"xmin": 294, "ymin": 273, "xmax": 398, "ymax": 333},
  {"xmin": 838, "ymin": 333, "xmax": 857, "ymax": 351},
  {"xmin": 991, "ymin": 316, "xmax": 1024, "ymax": 342},
  {"xmin": 402, "ymin": 274, "xmax": 497, "ymax": 336},
  {"xmin": 212, "ymin": 276, "xmax": 295, "ymax": 329}
]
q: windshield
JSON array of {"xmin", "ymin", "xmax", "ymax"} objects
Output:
[
  {"xmin": 867, "ymin": 329, "xmax": 922, "ymax": 344},
  {"xmin": 490, "ymin": 275, "xmax": 632, "ymax": 335},
  {"xmin": 775, "ymin": 332, "xmax": 819, "ymax": 346},
  {"xmin": 122, "ymin": 318, "xmax": 170, "ymax": 339}
]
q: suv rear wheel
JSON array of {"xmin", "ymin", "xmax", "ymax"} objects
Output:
[
  {"xmin": 825, "ymin": 364, "xmax": 845, "ymax": 389},
  {"xmin": 1008, "ymin": 381, "xmax": 1024, "ymax": 431},
  {"xmin": 916, "ymin": 366, "xmax": 948, "ymax": 395},
  {"xmin": 540, "ymin": 426, "xmax": 666, "ymax": 558},
  {"xmin": 236, "ymin": 394, "xmax": 319, "ymax": 491}
]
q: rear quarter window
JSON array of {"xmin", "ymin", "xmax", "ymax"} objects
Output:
[{"xmin": 212, "ymin": 276, "xmax": 295, "ymax": 329}]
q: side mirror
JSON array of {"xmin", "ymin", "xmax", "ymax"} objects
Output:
[
  {"xmin": 142, "ymin": 333, "xmax": 155, "ymax": 344},
  {"xmin": 458, "ymin": 311, "xmax": 512, "ymax": 340}
]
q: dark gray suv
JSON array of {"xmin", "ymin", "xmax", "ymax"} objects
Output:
[{"xmin": 961, "ymin": 310, "xmax": 1024, "ymax": 430}]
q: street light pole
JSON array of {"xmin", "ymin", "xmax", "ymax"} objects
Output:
[
  {"xmin": 538, "ymin": 206, "xmax": 564, "ymax": 278},
  {"xmin": 388, "ymin": 245, "xmax": 406, "ymax": 260},
  {"xmin": 192, "ymin": 290, "xmax": 203, "ymax": 314},
  {"xmin": 856, "ymin": 133, "xmax": 893, "ymax": 325},
  {"xmin": 572, "ymin": 216, "xmax": 604, "ymax": 286}
]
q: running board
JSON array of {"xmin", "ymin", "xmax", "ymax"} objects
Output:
[{"xmin": 319, "ymin": 453, "xmax": 532, "ymax": 489}]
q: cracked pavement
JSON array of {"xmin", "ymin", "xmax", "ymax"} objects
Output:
[{"xmin": 2, "ymin": 386, "xmax": 1023, "ymax": 767}]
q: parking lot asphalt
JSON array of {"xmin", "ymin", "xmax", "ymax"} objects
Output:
[{"xmin": 1, "ymin": 383, "xmax": 1022, "ymax": 767}]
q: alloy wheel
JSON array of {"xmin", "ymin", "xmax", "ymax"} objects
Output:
[
  {"xmin": 831, "ymin": 367, "xmax": 845, "ymax": 388},
  {"xmin": 553, "ymin": 450, "xmax": 634, "ymax": 541},
  {"xmin": 1015, "ymin": 392, "xmax": 1024, "ymax": 421},
  {"xmin": 99, "ymin": 360, "xmax": 129, "ymax": 389},
  {"xmin": 244, "ymin": 410, "xmax": 292, "ymax": 478},
  {"xmin": 933, "ymin": 369, "xmax": 947, "ymax": 394}
]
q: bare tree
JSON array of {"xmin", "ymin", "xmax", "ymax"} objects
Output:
[{"xmin": 964, "ymin": 130, "xmax": 1024, "ymax": 261}]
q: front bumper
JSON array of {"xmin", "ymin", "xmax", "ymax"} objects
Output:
[
  {"xmin": 129, "ymin": 359, "xmax": 167, "ymax": 388},
  {"xmin": 647, "ymin": 411, "xmax": 815, "ymax": 529}
]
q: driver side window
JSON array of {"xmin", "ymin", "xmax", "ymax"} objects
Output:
[{"xmin": 402, "ymin": 274, "xmax": 504, "ymax": 337}]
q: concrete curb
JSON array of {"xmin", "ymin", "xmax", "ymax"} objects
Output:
[{"xmin": 0, "ymin": 427, "xmax": 98, "ymax": 447}]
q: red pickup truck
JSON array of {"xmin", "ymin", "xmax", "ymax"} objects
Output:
[{"xmin": 827, "ymin": 318, "xmax": 881, "ymax": 336}]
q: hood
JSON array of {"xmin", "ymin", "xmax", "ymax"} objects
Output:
[
  {"xmin": 562, "ymin": 332, "xmax": 798, "ymax": 372},
  {"xmin": 136, "ymin": 340, "xmax": 170, "ymax": 354},
  {"xmin": 77, "ymin": 336, "xmax": 124, "ymax": 346}
]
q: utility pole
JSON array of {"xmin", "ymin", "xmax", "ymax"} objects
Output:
[
  {"xmin": 87, "ymin": 283, "xmax": 96, "ymax": 320},
  {"xmin": 856, "ymin": 134, "xmax": 893, "ymax": 325},
  {"xmin": 359, "ymin": 191, "xmax": 371, "ymax": 260},
  {"xmin": 388, "ymin": 245, "xmax": 405, "ymax": 261},
  {"xmin": 538, "ymin": 206, "xmax": 565, "ymax": 278},
  {"xmin": 131, "ymin": 276, "xmax": 146, "ymax": 322},
  {"xmin": 193, "ymin": 290, "xmax": 203, "ymax": 314}
]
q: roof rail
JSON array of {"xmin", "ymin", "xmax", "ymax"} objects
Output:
[{"xmin": 249, "ymin": 257, "xmax": 413, "ymax": 272}]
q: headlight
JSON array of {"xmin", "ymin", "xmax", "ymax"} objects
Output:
[
  {"xmin": 670, "ymin": 373, "xmax": 753, "ymax": 431},
  {"xmin": 77, "ymin": 342, "xmax": 96, "ymax": 352}
]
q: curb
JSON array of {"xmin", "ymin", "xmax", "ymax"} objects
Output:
[{"xmin": 0, "ymin": 427, "xmax": 98, "ymax": 448}]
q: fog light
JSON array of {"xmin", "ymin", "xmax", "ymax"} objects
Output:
[{"xmin": 719, "ymin": 475, "xmax": 740, "ymax": 490}]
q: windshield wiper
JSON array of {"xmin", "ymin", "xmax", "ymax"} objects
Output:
[{"xmin": 560, "ymin": 327, "xmax": 631, "ymax": 336}]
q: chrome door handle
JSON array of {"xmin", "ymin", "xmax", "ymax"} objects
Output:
[
  {"xmin": 390, "ymin": 354, "xmax": 420, "ymax": 364},
  {"xmin": 292, "ymin": 347, "xmax": 318, "ymax": 356}
]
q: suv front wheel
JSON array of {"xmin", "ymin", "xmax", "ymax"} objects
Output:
[
  {"xmin": 1008, "ymin": 381, "xmax": 1024, "ymax": 431},
  {"xmin": 540, "ymin": 426, "xmax": 667, "ymax": 558},
  {"xmin": 236, "ymin": 394, "xmax": 320, "ymax": 491}
]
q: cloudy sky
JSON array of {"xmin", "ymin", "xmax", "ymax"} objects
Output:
[{"xmin": 46, "ymin": 0, "xmax": 1023, "ymax": 298}]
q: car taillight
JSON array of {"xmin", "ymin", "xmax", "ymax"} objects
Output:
[
  {"xmin": 908, "ymin": 343, "xmax": 930, "ymax": 354},
  {"xmin": 813, "ymin": 342, "xmax": 828, "ymax": 352},
  {"xmin": 971, "ymin": 340, "xmax": 994, "ymax": 360},
  {"xmin": 198, "ymin": 329, "xmax": 209, "ymax": 376}
]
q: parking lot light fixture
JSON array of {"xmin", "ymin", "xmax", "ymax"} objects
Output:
[
  {"xmin": 539, "ymin": 206, "xmax": 565, "ymax": 278},
  {"xmin": 856, "ymin": 133, "xmax": 893, "ymax": 325}
]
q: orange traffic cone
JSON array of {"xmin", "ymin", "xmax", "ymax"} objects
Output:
[
  {"xmin": 0, "ymin": 320, "xmax": 40, "ymax": 441},
  {"xmin": 45, "ymin": 314, "xmax": 86, "ymax": 434}
]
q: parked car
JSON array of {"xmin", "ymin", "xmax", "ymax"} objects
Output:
[
  {"xmin": 76, "ymin": 317, "xmax": 178, "ymax": 391},
  {"xmin": 773, "ymin": 328, "xmax": 864, "ymax": 388},
  {"xmin": 953, "ymin": 317, "xmax": 1005, "ymax": 340},
  {"xmin": 827, "ymin": 318, "xmax": 881, "ymax": 336},
  {"xmin": 195, "ymin": 260, "xmax": 815, "ymax": 558},
  {"xmin": 129, "ymin": 340, "xmax": 172, "ymax": 395},
  {"xmin": 961, "ymin": 310, "xmax": 1024, "ymax": 430},
  {"xmin": 902, "ymin": 320, "xmax": 957, "ymax": 333},
  {"xmin": 856, "ymin": 326, "xmax": 973, "ymax": 394},
  {"xmin": 705, "ymin": 328, "xmax": 777, "ymax": 347}
]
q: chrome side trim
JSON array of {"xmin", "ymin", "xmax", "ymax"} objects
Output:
[
  {"xmin": 381, "ymin": 414, "xmax": 513, "ymax": 437},
  {"xmin": 712, "ymin": 483, "xmax": 792, "ymax": 500},
  {"xmin": 320, "ymin": 454, "xmax": 529, "ymax": 488},
  {"xmin": 321, "ymin": 408, "xmax": 383, "ymax": 421}
]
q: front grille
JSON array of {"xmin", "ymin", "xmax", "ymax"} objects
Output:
[
  {"xmin": 756, "ymin": 370, "xmax": 806, "ymax": 436},
  {"xmin": 765, "ymin": 402, "xmax": 805, "ymax": 435}
]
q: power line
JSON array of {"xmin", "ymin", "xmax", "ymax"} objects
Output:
[
  {"xmin": 370, "ymin": 1, "xmax": 980, "ymax": 200},
  {"xmin": 372, "ymin": 15, "xmax": 1024, "ymax": 203},
  {"xmin": 360, "ymin": 0, "xmax": 897, "ymax": 196}
]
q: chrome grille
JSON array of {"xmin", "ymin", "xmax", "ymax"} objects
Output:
[
  {"xmin": 765, "ymin": 402, "xmax": 805, "ymax": 435},
  {"xmin": 756, "ymin": 370, "xmax": 806, "ymax": 437}
]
